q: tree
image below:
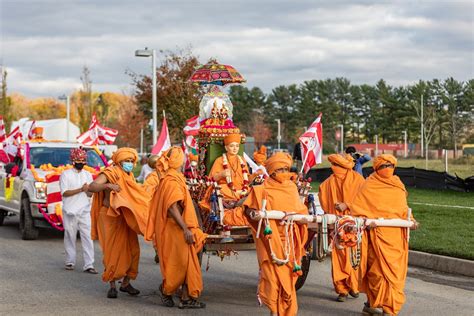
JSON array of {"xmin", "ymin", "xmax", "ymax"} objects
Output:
[
  {"xmin": 114, "ymin": 95, "xmax": 148, "ymax": 148},
  {"xmin": 0, "ymin": 67, "xmax": 12, "ymax": 131},
  {"xmin": 75, "ymin": 66, "xmax": 95, "ymax": 132},
  {"xmin": 130, "ymin": 48, "xmax": 206, "ymax": 143}
]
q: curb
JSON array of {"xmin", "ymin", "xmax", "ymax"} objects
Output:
[{"xmin": 409, "ymin": 250, "xmax": 474, "ymax": 277}]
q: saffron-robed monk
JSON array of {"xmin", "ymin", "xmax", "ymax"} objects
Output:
[{"xmin": 89, "ymin": 148, "xmax": 150, "ymax": 299}]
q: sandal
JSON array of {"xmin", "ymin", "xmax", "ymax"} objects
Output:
[
  {"xmin": 65, "ymin": 264, "xmax": 74, "ymax": 271},
  {"xmin": 178, "ymin": 299, "xmax": 206, "ymax": 309},
  {"xmin": 159, "ymin": 284, "xmax": 174, "ymax": 307},
  {"xmin": 107, "ymin": 287, "xmax": 118, "ymax": 299},
  {"xmin": 349, "ymin": 290, "xmax": 359, "ymax": 298},
  {"xmin": 119, "ymin": 283, "xmax": 140, "ymax": 296},
  {"xmin": 362, "ymin": 302, "xmax": 383, "ymax": 315},
  {"xmin": 84, "ymin": 268, "xmax": 98, "ymax": 274},
  {"xmin": 336, "ymin": 294, "xmax": 348, "ymax": 302}
]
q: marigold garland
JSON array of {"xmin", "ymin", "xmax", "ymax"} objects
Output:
[{"xmin": 222, "ymin": 153, "xmax": 249, "ymax": 197}]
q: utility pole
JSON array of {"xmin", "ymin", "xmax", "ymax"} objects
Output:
[
  {"xmin": 339, "ymin": 124, "xmax": 344, "ymax": 153},
  {"xmin": 275, "ymin": 119, "xmax": 281, "ymax": 150}
]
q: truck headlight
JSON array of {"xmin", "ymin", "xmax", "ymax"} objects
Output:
[{"xmin": 35, "ymin": 182, "xmax": 47, "ymax": 200}]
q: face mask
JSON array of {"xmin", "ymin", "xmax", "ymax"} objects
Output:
[
  {"xmin": 331, "ymin": 165, "xmax": 346, "ymax": 176},
  {"xmin": 73, "ymin": 163, "xmax": 85, "ymax": 171},
  {"xmin": 377, "ymin": 168, "xmax": 394, "ymax": 178},
  {"xmin": 273, "ymin": 172, "xmax": 293, "ymax": 183},
  {"xmin": 122, "ymin": 162, "xmax": 134, "ymax": 173}
]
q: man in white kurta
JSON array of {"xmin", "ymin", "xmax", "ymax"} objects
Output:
[{"xmin": 59, "ymin": 148, "xmax": 97, "ymax": 273}]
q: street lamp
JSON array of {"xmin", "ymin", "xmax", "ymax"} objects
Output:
[
  {"xmin": 58, "ymin": 94, "xmax": 70, "ymax": 142},
  {"xmin": 338, "ymin": 124, "xmax": 344, "ymax": 153},
  {"xmin": 135, "ymin": 48, "xmax": 157, "ymax": 145},
  {"xmin": 275, "ymin": 119, "xmax": 281, "ymax": 150},
  {"xmin": 402, "ymin": 130, "xmax": 408, "ymax": 158}
]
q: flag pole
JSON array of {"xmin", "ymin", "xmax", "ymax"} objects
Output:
[{"xmin": 300, "ymin": 138, "xmax": 316, "ymax": 175}]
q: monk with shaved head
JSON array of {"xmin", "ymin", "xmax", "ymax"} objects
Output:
[{"xmin": 89, "ymin": 148, "xmax": 150, "ymax": 299}]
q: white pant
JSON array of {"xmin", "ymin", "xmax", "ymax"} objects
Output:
[{"xmin": 63, "ymin": 210, "xmax": 95, "ymax": 270}]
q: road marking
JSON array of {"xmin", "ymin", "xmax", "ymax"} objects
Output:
[{"xmin": 410, "ymin": 202, "xmax": 474, "ymax": 210}]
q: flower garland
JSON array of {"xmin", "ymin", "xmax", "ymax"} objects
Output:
[{"xmin": 222, "ymin": 153, "xmax": 249, "ymax": 196}]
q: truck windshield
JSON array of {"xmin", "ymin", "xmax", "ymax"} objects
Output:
[{"xmin": 29, "ymin": 147, "xmax": 105, "ymax": 168}]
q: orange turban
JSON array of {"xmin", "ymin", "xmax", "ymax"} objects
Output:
[
  {"xmin": 147, "ymin": 155, "xmax": 159, "ymax": 169},
  {"xmin": 253, "ymin": 145, "xmax": 267, "ymax": 165},
  {"xmin": 224, "ymin": 133, "xmax": 241, "ymax": 145},
  {"xmin": 33, "ymin": 127, "xmax": 43, "ymax": 136},
  {"xmin": 188, "ymin": 153, "xmax": 198, "ymax": 162},
  {"xmin": 373, "ymin": 154, "xmax": 397, "ymax": 170},
  {"xmin": 265, "ymin": 152, "xmax": 293, "ymax": 174},
  {"xmin": 157, "ymin": 146, "xmax": 184, "ymax": 172},
  {"xmin": 328, "ymin": 154, "xmax": 354, "ymax": 170},
  {"xmin": 112, "ymin": 148, "xmax": 138, "ymax": 165}
]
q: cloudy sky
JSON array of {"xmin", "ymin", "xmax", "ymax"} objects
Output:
[{"xmin": 1, "ymin": 0, "xmax": 473, "ymax": 98}]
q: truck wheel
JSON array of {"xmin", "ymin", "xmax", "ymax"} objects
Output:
[
  {"xmin": 295, "ymin": 254, "xmax": 311, "ymax": 291},
  {"xmin": 20, "ymin": 198, "xmax": 39, "ymax": 240},
  {"xmin": 0, "ymin": 210, "xmax": 6, "ymax": 226}
]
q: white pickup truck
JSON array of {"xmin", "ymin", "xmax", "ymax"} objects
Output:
[{"xmin": 0, "ymin": 141, "xmax": 105, "ymax": 240}]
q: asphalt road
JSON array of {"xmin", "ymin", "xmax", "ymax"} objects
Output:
[{"xmin": 1, "ymin": 216, "xmax": 473, "ymax": 316}]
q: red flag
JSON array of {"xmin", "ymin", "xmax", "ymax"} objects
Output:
[
  {"xmin": 151, "ymin": 117, "xmax": 171, "ymax": 155},
  {"xmin": 183, "ymin": 115, "xmax": 200, "ymax": 136},
  {"xmin": 77, "ymin": 114, "xmax": 118, "ymax": 145},
  {"xmin": 0, "ymin": 115, "xmax": 6, "ymax": 143},
  {"xmin": 299, "ymin": 113, "xmax": 323, "ymax": 174},
  {"xmin": 181, "ymin": 139, "xmax": 190, "ymax": 170},
  {"xmin": 28, "ymin": 120, "xmax": 37, "ymax": 140}
]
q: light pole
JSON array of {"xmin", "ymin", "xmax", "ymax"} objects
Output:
[
  {"xmin": 402, "ymin": 130, "xmax": 407, "ymax": 158},
  {"xmin": 338, "ymin": 124, "xmax": 344, "ymax": 153},
  {"xmin": 135, "ymin": 48, "xmax": 157, "ymax": 145},
  {"xmin": 58, "ymin": 94, "xmax": 70, "ymax": 142},
  {"xmin": 275, "ymin": 119, "xmax": 281, "ymax": 150},
  {"xmin": 420, "ymin": 94, "xmax": 424, "ymax": 157}
]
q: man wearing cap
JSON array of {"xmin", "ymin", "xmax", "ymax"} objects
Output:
[
  {"xmin": 318, "ymin": 154, "xmax": 365, "ymax": 302},
  {"xmin": 89, "ymin": 147, "xmax": 150, "ymax": 299},
  {"xmin": 338, "ymin": 154, "xmax": 418, "ymax": 315},
  {"xmin": 244, "ymin": 152, "xmax": 308, "ymax": 316},
  {"xmin": 59, "ymin": 147, "xmax": 97, "ymax": 274},
  {"xmin": 146, "ymin": 147, "xmax": 207, "ymax": 309}
]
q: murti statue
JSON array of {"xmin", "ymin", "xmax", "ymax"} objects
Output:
[{"xmin": 199, "ymin": 133, "xmax": 250, "ymax": 211}]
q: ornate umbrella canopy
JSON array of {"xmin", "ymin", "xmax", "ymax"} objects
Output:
[{"xmin": 190, "ymin": 62, "xmax": 246, "ymax": 86}]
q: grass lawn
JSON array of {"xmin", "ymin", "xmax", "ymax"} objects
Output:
[
  {"xmin": 310, "ymin": 183, "xmax": 474, "ymax": 260},
  {"xmin": 407, "ymin": 187, "xmax": 474, "ymax": 260},
  {"xmin": 313, "ymin": 158, "xmax": 473, "ymax": 179}
]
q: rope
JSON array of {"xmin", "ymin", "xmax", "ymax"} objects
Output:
[{"xmin": 316, "ymin": 214, "xmax": 329, "ymax": 261}]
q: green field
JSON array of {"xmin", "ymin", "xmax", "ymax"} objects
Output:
[
  {"xmin": 314, "ymin": 158, "xmax": 473, "ymax": 179},
  {"xmin": 407, "ymin": 188, "xmax": 474, "ymax": 260}
]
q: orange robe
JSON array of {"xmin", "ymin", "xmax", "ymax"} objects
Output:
[
  {"xmin": 91, "ymin": 165, "xmax": 150, "ymax": 282},
  {"xmin": 318, "ymin": 168, "xmax": 365, "ymax": 295},
  {"xmin": 200, "ymin": 154, "xmax": 250, "ymax": 226},
  {"xmin": 349, "ymin": 172, "xmax": 413, "ymax": 315},
  {"xmin": 243, "ymin": 178, "xmax": 308, "ymax": 316},
  {"xmin": 143, "ymin": 171, "xmax": 160, "ymax": 193},
  {"xmin": 145, "ymin": 168, "xmax": 207, "ymax": 298}
]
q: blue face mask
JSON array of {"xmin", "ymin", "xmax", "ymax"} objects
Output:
[{"xmin": 121, "ymin": 162, "xmax": 134, "ymax": 173}]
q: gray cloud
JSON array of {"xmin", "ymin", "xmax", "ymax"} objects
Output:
[{"xmin": 1, "ymin": 0, "xmax": 472, "ymax": 97}]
